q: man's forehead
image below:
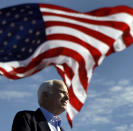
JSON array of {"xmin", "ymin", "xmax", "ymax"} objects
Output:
[
  {"xmin": 58, "ymin": 87, "xmax": 68, "ymax": 92},
  {"xmin": 54, "ymin": 83, "xmax": 68, "ymax": 92}
]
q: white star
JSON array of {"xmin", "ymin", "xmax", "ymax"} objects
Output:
[
  {"xmin": 29, "ymin": 48, "xmax": 33, "ymax": 53},
  {"xmin": 15, "ymin": 14, "xmax": 20, "ymax": 19},
  {"xmin": 24, "ymin": 17, "xmax": 28, "ymax": 21},
  {"xmin": 32, "ymin": 40, "xmax": 36, "ymax": 44},
  {"xmin": 25, "ymin": 38, "xmax": 30, "ymax": 43},
  {"xmin": 8, "ymin": 52, "xmax": 12, "ymax": 56},
  {"xmin": 7, "ymin": 32, "xmax": 12, "ymax": 37},
  {"xmin": 2, "ymin": 20, "xmax": 6, "ymax": 25},
  {"xmin": 29, "ymin": 11, "xmax": 33, "ymax": 15},
  {"xmin": 4, "ymin": 57, "xmax": 8, "ymax": 60},
  {"xmin": 36, "ymin": 31, "xmax": 40, "ymax": 36},
  {"xmin": 16, "ymin": 35, "xmax": 21, "ymax": 40},
  {"xmin": 0, "ymin": 11, "xmax": 2, "ymax": 15},
  {"xmin": 37, "ymin": 40, "xmax": 41, "ymax": 44},
  {"xmin": 20, "ymin": 26, "xmax": 24, "ymax": 30},
  {"xmin": 3, "ymin": 41, "xmax": 8, "ymax": 46},
  {"xmin": 13, "ymin": 45, "xmax": 17, "ymax": 49},
  {"xmin": 26, "ymin": 6, "xmax": 30, "ymax": 9},
  {"xmin": 0, "ymin": 30, "xmax": 3, "ymax": 34},
  {"xmin": 6, "ymin": 12, "xmax": 11, "ymax": 16},
  {"xmin": 20, "ymin": 9, "xmax": 25, "ymax": 12},
  {"xmin": 12, "ymin": 7, "xmax": 16, "ymax": 11},
  {"xmin": 17, "ymin": 55, "xmax": 21, "ymax": 58},
  {"xmin": 32, "ymin": 20, "xmax": 36, "ymax": 24},
  {"xmin": 21, "ymin": 48, "xmax": 26, "ymax": 52},
  {"xmin": 10, "ymin": 23, "xmax": 15, "ymax": 27},
  {"xmin": 0, "ymin": 50, "xmax": 4, "ymax": 53},
  {"xmin": 28, "ymin": 29, "xmax": 33, "ymax": 34}
]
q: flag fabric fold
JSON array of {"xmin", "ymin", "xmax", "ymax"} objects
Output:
[{"xmin": 0, "ymin": 3, "xmax": 133, "ymax": 127}]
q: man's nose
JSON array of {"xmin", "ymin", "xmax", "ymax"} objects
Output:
[{"xmin": 64, "ymin": 93, "xmax": 69, "ymax": 100}]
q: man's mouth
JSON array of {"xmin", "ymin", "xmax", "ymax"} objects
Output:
[{"xmin": 61, "ymin": 100, "xmax": 68, "ymax": 105}]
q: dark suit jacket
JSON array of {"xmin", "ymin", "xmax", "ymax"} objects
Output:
[{"xmin": 11, "ymin": 108, "xmax": 64, "ymax": 131}]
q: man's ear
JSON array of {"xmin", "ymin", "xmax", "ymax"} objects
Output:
[{"xmin": 42, "ymin": 92, "xmax": 49, "ymax": 100}]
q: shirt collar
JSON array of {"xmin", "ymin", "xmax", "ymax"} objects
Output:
[
  {"xmin": 40, "ymin": 106, "xmax": 54, "ymax": 122},
  {"xmin": 40, "ymin": 107, "xmax": 62, "ymax": 127}
]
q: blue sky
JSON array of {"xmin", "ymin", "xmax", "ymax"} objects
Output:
[{"xmin": 1, "ymin": 0, "xmax": 133, "ymax": 131}]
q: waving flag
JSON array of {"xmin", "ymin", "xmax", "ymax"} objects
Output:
[{"xmin": 0, "ymin": 3, "xmax": 133, "ymax": 127}]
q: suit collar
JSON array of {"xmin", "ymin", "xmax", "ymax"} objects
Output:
[
  {"xmin": 34, "ymin": 108, "xmax": 64, "ymax": 131},
  {"xmin": 40, "ymin": 107, "xmax": 54, "ymax": 122},
  {"xmin": 35, "ymin": 108, "xmax": 51, "ymax": 131}
]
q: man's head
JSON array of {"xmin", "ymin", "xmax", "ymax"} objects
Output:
[{"xmin": 37, "ymin": 80, "xmax": 69, "ymax": 115}]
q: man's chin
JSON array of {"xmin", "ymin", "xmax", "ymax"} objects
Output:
[
  {"xmin": 61, "ymin": 101, "xmax": 68, "ymax": 106},
  {"xmin": 60, "ymin": 105, "xmax": 67, "ymax": 110}
]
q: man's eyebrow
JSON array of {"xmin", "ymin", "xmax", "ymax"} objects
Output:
[{"xmin": 57, "ymin": 90, "xmax": 68, "ymax": 93}]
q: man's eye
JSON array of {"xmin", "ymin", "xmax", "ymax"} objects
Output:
[
  {"xmin": 58, "ymin": 91, "xmax": 66, "ymax": 95},
  {"xmin": 57, "ymin": 91, "xmax": 63, "ymax": 94}
]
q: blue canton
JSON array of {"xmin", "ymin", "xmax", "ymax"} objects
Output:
[{"xmin": 0, "ymin": 4, "xmax": 46, "ymax": 62}]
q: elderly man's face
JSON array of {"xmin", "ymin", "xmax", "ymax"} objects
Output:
[{"xmin": 47, "ymin": 81, "xmax": 69, "ymax": 115}]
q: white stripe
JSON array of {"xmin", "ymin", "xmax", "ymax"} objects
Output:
[
  {"xmin": 43, "ymin": 15, "xmax": 122, "ymax": 39},
  {"xmin": 64, "ymin": 74, "xmax": 72, "ymax": 88},
  {"xmin": 40, "ymin": 56, "xmax": 88, "ymax": 103},
  {"xmin": 0, "ymin": 38, "xmax": 95, "ymax": 71},
  {"xmin": 67, "ymin": 102, "xmax": 79, "ymax": 120},
  {"xmin": 0, "ymin": 60, "xmax": 47, "ymax": 77},
  {"xmin": 43, "ymin": 39, "xmax": 95, "ymax": 73},
  {"xmin": 87, "ymin": 67, "xmax": 93, "ymax": 82},
  {"xmin": 10, "ymin": 62, "xmax": 46, "ymax": 78},
  {"xmin": 98, "ymin": 55, "xmax": 106, "ymax": 65},
  {"xmin": 0, "ymin": 37, "xmax": 96, "ymax": 88},
  {"xmin": 56, "ymin": 65, "xmax": 88, "ymax": 103},
  {"xmin": 104, "ymin": 13, "xmax": 133, "ymax": 36},
  {"xmin": 55, "ymin": 65, "xmax": 72, "ymax": 87},
  {"xmin": 0, "ymin": 42, "xmax": 48, "ymax": 70},
  {"xmin": 1, "ymin": 54, "xmax": 88, "ymax": 103},
  {"xmin": 56, "ymin": 63, "xmax": 88, "ymax": 104},
  {"xmin": 113, "ymin": 37, "xmax": 126, "ymax": 52},
  {"xmin": 41, "ymin": 7, "xmax": 133, "ymax": 36},
  {"xmin": 46, "ymin": 26, "xmax": 109, "ymax": 55},
  {"xmin": 40, "ymin": 7, "xmax": 133, "ymax": 23}
]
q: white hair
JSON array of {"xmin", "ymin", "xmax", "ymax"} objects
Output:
[{"xmin": 37, "ymin": 79, "xmax": 63, "ymax": 106}]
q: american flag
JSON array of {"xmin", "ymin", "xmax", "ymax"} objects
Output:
[{"xmin": 0, "ymin": 3, "xmax": 133, "ymax": 127}]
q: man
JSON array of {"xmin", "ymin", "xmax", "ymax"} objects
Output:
[{"xmin": 11, "ymin": 79, "xmax": 69, "ymax": 131}]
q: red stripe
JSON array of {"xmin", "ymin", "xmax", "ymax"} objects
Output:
[
  {"xmin": 45, "ymin": 21, "xmax": 133, "ymax": 55},
  {"xmin": 56, "ymin": 66, "xmax": 84, "ymax": 112},
  {"xmin": 0, "ymin": 68, "xmax": 20, "ymax": 79},
  {"xmin": 41, "ymin": 47, "xmax": 88, "ymax": 91},
  {"xmin": 3, "ymin": 47, "xmax": 88, "ymax": 91},
  {"xmin": 28, "ymin": 66, "xmax": 44, "ymax": 77},
  {"xmin": 56, "ymin": 67, "xmax": 84, "ymax": 111},
  {"xmin": 42, "ymin": 11, "xmax": 130, "ymax": 32},
  {"xmin": 40, "ymin": 4, "xmax": 133, "ymax": 17},
  {"xmin": 0, "ymin": 63, "xmax": 46, "ymax": 80},
  {"xmin": 42, "ymin": 13, "xmax": 133, "ymax": 55},
  {"xmin": 45, "ymin": 21, "xmax": 114, "ymax": 49},
  {"xmin": 62, "ymin": 63, "xmax": 74, "ymax": 80},
  {"xmin": 39, "ymin": 3, "xmax": 78, "ymax": 13},
  {"xmin": 67, "ymin": 113, "xmax": 73, "ymax": 128},
  {"xmin": 56, "ymin": 65, "xmax": 83, "ymax": 111},
  {"xmin": 55, "ymin": 65, "xmax": 66, "ymax": 82},
  {"xmin": 88, "ymin": 6, "xmax": 133, "ymax": 16},
  {"xmin": 54, "ymin": 63, "xmax": 75, "ymax": 81},
  {"xmin": 122, "ymin": 27, "xmax": 133, "ymax": 47},
  {"xmin": 106, "ymin": 47, "xmax": 115, "ymax": 56},
  {"xmin": 39, "ymin": 4, "xmax": 133, "ymax": 16},
  {"xmin": 69, "ymin": 85, "xmax": 83, "ymax": 111},
  {"xmin": 46, "ymin": 34, "xmax": 101, "ymax": 66}
]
